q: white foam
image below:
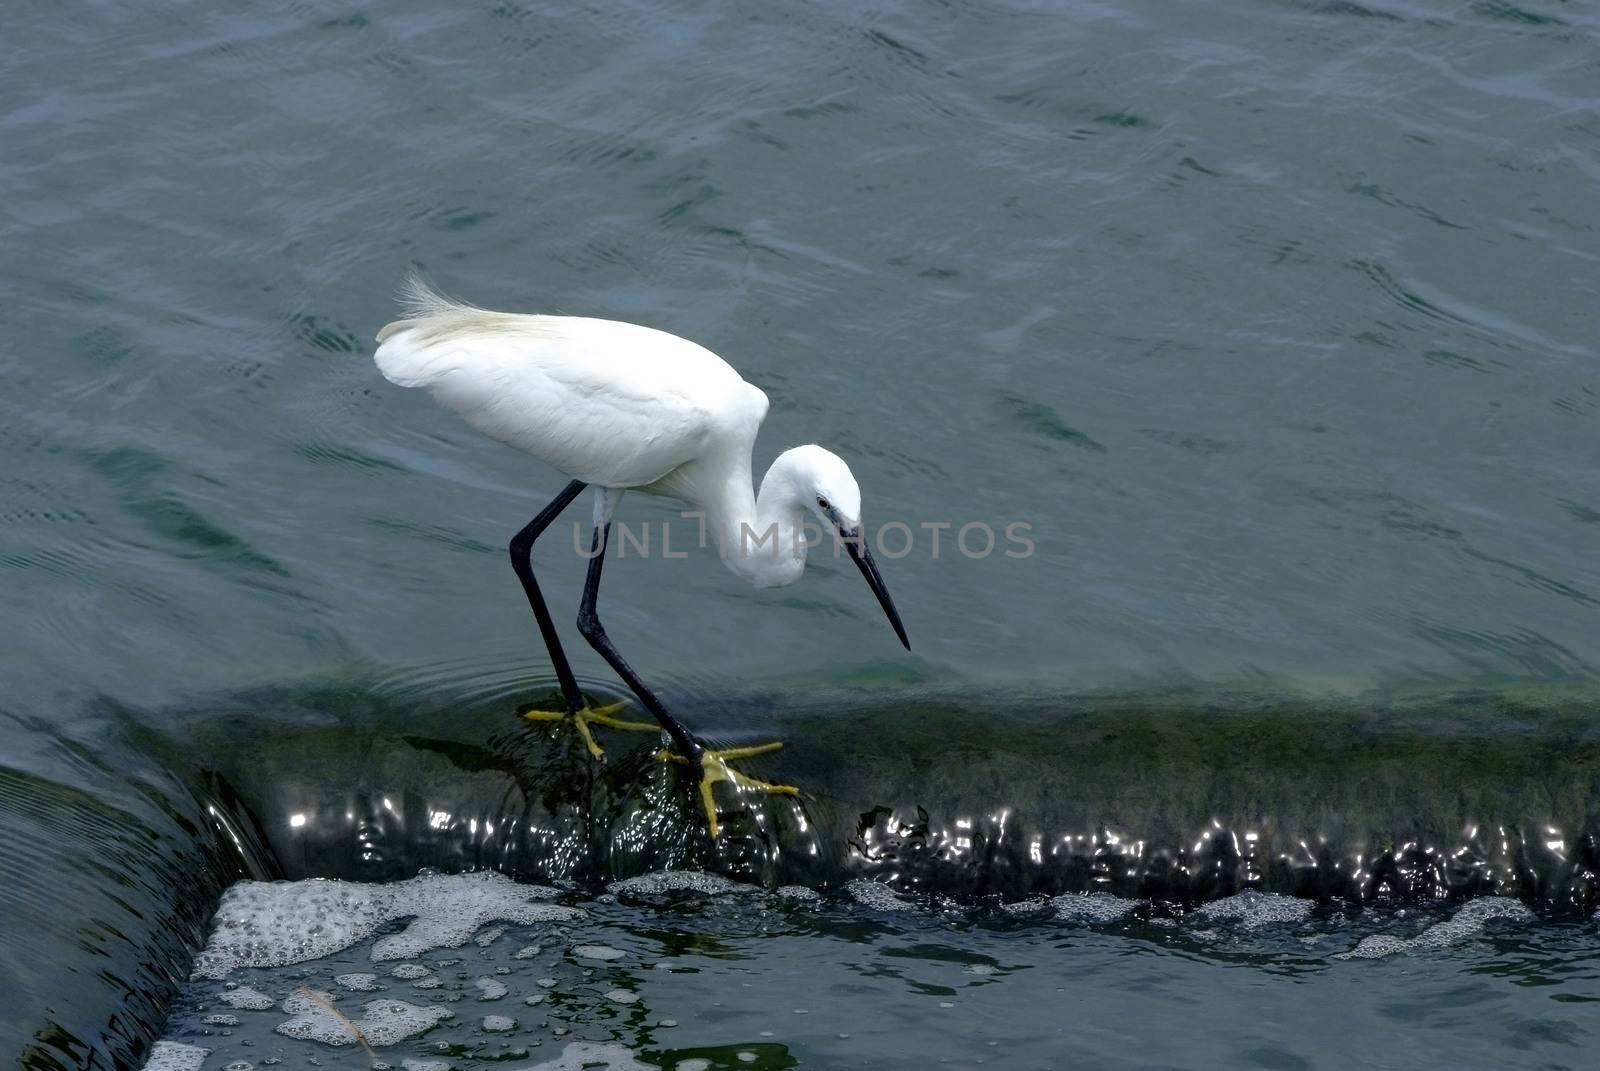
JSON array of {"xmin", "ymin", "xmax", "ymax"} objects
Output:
[
  {"xmin": 357, "ymin": 998, "xmax": 455, "ymax": 1045},
  {"xmin": 142, "ymin": 1041, "xmax": 210, "ymax": 1071},
  {"xmin": 202, "ymin": 1014, "xmax": 240, "ymax": 1026},
  {"xmin": 276, "ymin": 991, "xmax": 452, "ymax": 1047},
  {"xmin": 335, "ymin": 973, "xmax": 379, "ymax": 992},
  {"xmin": 475, "ymin": 926, "xmax": 506, "ymax": 946},
  {"xmin": 218, "ymin": 986, "xmax": 274, "ymax": 1011},
  {"xmin": 476, "ymin": 977, "xmax": 508, "ymax": 1000},
  {"xmin": 1336, "ymin": 898, "xmax": 1535, "ymax": 960},
  {"xmin": 517, "ymin": 1041, "xmax": 652, "ymax": 1070},
  {"xmin": 1336, "ymin": 934, "xmax": 1408, "ymax": 959},
  {"xmin": 572, "ymin": 944, "xmax": 626, "ymax": 961},
  {"xmin": 515, "ymin": 944, "xmax": 542, "ymax": 959},
  {"xmin": 482, "ymin": 1015, "xmax": 516, "ymax": 1032},
  {"xmin": 1047, "ymin": 893, "xmax": 1140, "ymax": 924},
  {"xmin": 844, "ymin": 880, "xmax": 914, "ymax": 912},
  {"xmin": 607, "ymin": 871, "xmax": 754, "ymax": 898},
  {"xmin": 607, "ymin": 989, "xmax": 639, "ymax": 1004},
  {"xmin": 999, "ymin": 897, "xmax": 1048, "ymax": 917},
  {"xmin": 193, "ymin": 872, "xmax": 578, "ymax": 979},
  {"xmin": 1194, "ymin": 890, "xmax": 1312, "ymax": 930},
  {"xmin": 402, "ymin": 1061, "xmax": 451, "ymax": 1071},
  {"xmin": 776, "ymin": 885, "xmax": 820, "ymax": 903}
]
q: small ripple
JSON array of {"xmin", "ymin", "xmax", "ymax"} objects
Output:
[
  {"xmin": 295, "ymin": 443, "xmax": 407, "ymax": 474},
  {"xmin": 1294, "ymin": 0, "xmax": 1408, "ymax": 20},
  {"xmin": 371, "ymin": 653, "xmax": 582, "ymax": 708},
  {"xmin": 288, "ymin": 311, "xmax": 365, "ymax": 355},
  {"xmin": 1470, "ymin": 0, "xmax": 1568, "ymax": 27},
  {"xmin": 997, "ymin": 395, "xmax": 1107, "ymax": 453}
]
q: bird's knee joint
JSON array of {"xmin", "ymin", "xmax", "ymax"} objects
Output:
[{"xmin": 577, "ymin": 610, "xmax": 603, "ymax": 640}]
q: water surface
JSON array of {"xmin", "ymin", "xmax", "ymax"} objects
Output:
[{"xmin": 3, "ymin": 0, "xmax": 1598, "ymax": 1067}]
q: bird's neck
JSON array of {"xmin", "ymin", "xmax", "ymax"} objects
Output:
[{"xmin": 700, "ymin": 454, "xmax": 811, "ymax": 589}]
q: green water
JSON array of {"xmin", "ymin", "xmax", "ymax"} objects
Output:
[{"xmin": 3, "ymin": 0, "xmax": 1599, "ymax": 1067}]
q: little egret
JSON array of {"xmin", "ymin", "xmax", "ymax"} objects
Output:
[{"xmin": 373, "ymin": 277, "xmax": 910, "ymax": 836}]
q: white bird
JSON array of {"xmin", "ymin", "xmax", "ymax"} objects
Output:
[{"xmin": 373, "ymin": 277, "xmax": 909, "ymax": 837}]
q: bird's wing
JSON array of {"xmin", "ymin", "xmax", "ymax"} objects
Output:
[{"xmin": 375, "ymin": 309, "xmax": 749, "ymax": 488}]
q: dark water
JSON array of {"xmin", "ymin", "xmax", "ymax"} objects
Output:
[
  {"xmin": 147, "ymin": 876, "xmax": 1595, "ymax": 1071},
  {"xmin": 3, "ymin": 0, "xmax": 1599, "ymax": 1067}
]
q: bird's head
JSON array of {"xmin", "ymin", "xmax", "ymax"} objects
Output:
[
  {"xmin": 774, "ymin": 444, "xmax": 909, "ymax": 651},
  {"xmin": 782, "ymin": 443, "xmax": 862, "ymax": 531}
]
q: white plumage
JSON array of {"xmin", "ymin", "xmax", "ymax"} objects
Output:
[
  {"xmin": 375, "ymin": 279, "xmax": 768, "ymax": 491},
  {"xmin": 371, "ymin": 276, "xmax": 908, "ymax": 838},
  {"xmin": 374, "ymin": 276, "xmax": 907, "ymax": 621}
]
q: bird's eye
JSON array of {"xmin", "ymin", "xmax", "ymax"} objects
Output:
[{"xmin": 817, "ymin": 496, "xmax": 830, "ymax": 511}]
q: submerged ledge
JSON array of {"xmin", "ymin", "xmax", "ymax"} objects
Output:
[
  {"xmin": 13, "ymin": 681, "xmax": 1599, "ymax": 1069},
  {"xmin": 180, "ymin": 681, "xmax": 1600, "ymax": 912}
]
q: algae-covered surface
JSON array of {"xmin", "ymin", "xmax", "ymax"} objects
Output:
[{"xmin": 170, "ymin": 682, "xmax": 1600, "ymax": 907}]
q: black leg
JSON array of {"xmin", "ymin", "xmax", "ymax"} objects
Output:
[
  {"xmin": 509, "ymin": 479, "xmax": 587, "ymax": 712},
  {"xmin": 575, "ymin": 522, "xmax": 704, "ymax": 764}
]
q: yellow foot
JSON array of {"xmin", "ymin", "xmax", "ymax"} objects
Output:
[
  {"xmin": 523, "ymin": 699, "xmax": 659, "ymax": 760},
  {"xmin": 656, "ymin": 743, "xmax": 799, "ymax": 838}
]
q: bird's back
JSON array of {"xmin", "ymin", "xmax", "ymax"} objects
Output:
[{"xmin": 374, "ymin": 280, "xmax": 767, "ymax": 488}]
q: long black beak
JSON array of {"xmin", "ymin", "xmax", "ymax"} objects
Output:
[{"xmin": 840, "ymin": 526, "xmax": 910, "ymax": 650}]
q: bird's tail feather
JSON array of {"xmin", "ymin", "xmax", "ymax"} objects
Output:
[
  {"xmin": 373, "ymin": 273, "xmax": 477, "ymax": 386},
  {"xmin": 373, "ymin": 273, "xmax": 551, "ymax": 388},
  {"xmin": 376, "ymin": 272, "xmax": 471, "ymax": 344},
  {"xmin": 398, "ymin": 271, "xmax": 476, "ymax": 320}
]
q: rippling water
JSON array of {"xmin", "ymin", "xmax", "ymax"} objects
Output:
[
  {"xmin": 3, "ymin": 0, "xmax": 1599, "ymax": 1067},
  {"xmin": 146, "ymin": 873, "xmax": 1596, "ymax": 1071}
]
